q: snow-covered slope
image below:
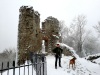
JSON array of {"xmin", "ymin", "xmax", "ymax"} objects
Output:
[
  {"xmin": 1, "ymin": 55, "xmax": 100, "ymax": 75},
  {"xmin": 85, "ymin": 53, "xmax": 100, "ymax": 65},
  {"xmin": 1, "ymin": 43, "xmax": 100, "ymax": 75},
  {"xmin": 47, "ymin": 55, "xmax": 100, "ymax": 75}
]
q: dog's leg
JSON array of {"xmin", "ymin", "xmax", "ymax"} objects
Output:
[
  {"xmin": 69, "ymin": 63, "xmax": 70, "ymax": 69},
  {"xmin": 72, "ymin": 64, "xmax": 73, "ymax": 69},
  {"xmin": 74, "ymin": 63, "xmax": 75, "ymax": 69}
]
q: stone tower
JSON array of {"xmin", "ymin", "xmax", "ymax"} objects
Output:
[
  {"xmin": 42, "ymin": 16, "xmax": 60, "ymax": 52},
  {"xmin": 18, "ymin": 6, "xmax": 42, "ymax": 63}
]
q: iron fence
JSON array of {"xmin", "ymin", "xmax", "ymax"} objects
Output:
[{"xmin": 0, "ymin": 54, "xmax": 47, "ymax": 75}]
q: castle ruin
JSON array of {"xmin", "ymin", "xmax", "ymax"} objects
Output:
[
  {"xmin": 42, "ymin": 16, "xmax": 60, "ymax": 52},
  {"xmin": 18, "ymin": 6, "xmax": 42, "ymax": 63},
  {"xmin": 18, "ymin": 6, "xmax": 61, "ymax": 63}
]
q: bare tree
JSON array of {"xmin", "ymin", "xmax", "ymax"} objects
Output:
[
  {"xmin": 0, "ymin": 48, "xmax": 16, "ymax": 69},
  {"xmin": 59, "ymin": 15, "xmax": 99, "ymax": 57},
  {"xmin": 2, "ymin": 48, "xmax": 16, "ymax": 61},
  {"xmin": 93, "ymin": 21, "xmax": 100, "ymax": 53},
  {"xmin": 83, "ymin": 32, "xmax": 99, "ymax": 56},
  {"xmin": 59, "ymin": 21, "xmax": 68, "ymax": 42},
  {"xmin": 70, "ymin": 15, "xmax": 87, "ymax": 57},
  {"xmin": 94, "ymin": 21, "xmax": 100, "ymax": 36}
]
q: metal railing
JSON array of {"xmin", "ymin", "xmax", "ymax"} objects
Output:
[{"xmin": 0, "ymin": 54, "xmax": 47, "ymax": 75}]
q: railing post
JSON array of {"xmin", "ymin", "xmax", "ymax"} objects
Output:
[
  {"xmin": 7, "ymin": 62, "xmax": 9, "ymax": 75},
  {"xmin": 32, "ymin": 59, "xmax": 33, "ymax": 75},
  {"xmin": 13, "ymin": 61, "xmax": 15, "ymax": 75},
  {"xmin": 36, "ymin": 54, "xmax": 38, "ymax": 75},
  {"xmin": 1, "ymin": 62, "xmax": 3, "ymax": 75},
  {"xmin": 19, "ymin": 61, "xmax": 20, "ymax": 75},
  {"xmin": 43, "ymin": 56, "xmax": 47, "ymax": 75},
  {"xmin": 24, "ymin": 62, "xmax": 25, "ymax": 75},
  {"xmin": 28, "ymin": 61, "xmax": 29, "ymax": 75},
  {"xmin": 45, "ymin": 57, "xmax": 47, "ymax": 75},
  {"xmin": 40, "ymin": 64, "xmax": 41, "ymax": 75},
  {"xmin": 42, "ymin": 56, "xmax": 44, "ymax": 75}
]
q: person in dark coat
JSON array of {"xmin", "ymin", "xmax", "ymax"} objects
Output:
[{"xmin": 52, "ymin": 44, "xmax": 63, "ymax": 69}]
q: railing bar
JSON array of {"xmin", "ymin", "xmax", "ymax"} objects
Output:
[
  {"xmin": 32, "ymin": 62, "xmax": 33, "ymax": 75},
  {"xmin": 28, "ymin": 61, "xmax": 29, "ymax": 75},
  {"xmin": 0, "ymin": 62, "xmax": 45, "ymax": 71},
  {"xmin": 0, "ymin": 54, "xmax": 46, "ymax": 75},
  {"xmin": 43, "ymin": 61, "xmax": 44, "ymax": 75},
  {"xmin": 0, "ymin": 63, "xmax": 35, "ymax": 71},
  {"xmin": 1, "ymin": 62, "xmax": 3, "ymax": 75},
  {"xmin": 7, "ymin": 62, "xmax": 9, "ymax": 75},
  {"xmin": 40, "ymin": 65, "xmax": 41, "ymax": 75},
  {"xmin": 13, "ymin": 61, "xmax": 15, "ymax": 75},
  {"xmin": 24, "ymin": 62, "xmax": 25, "ymax": 75},
  {"xmin": 19, "ymin": 62, "xmax": 20, "ymax": 75},
  {"xmin": 36, "ymin": 55, "xmax": 38, "ymax": 75}
]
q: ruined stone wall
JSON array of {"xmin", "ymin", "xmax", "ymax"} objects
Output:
[
  {"xmin": 18, "ymin": 6, "xmax": 63, "ymax": 63},
  {"xmin": 18, "ymin": 6, "xmax": 42, "ymax": 63},
  {"xmin": 42, "ymin": 16, "xmax": 60, "ymax": 52}
]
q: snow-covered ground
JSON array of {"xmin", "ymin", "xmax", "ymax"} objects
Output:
[
  {"xmin": 1, "ymin": 55, "xmax": 100, "ymax": 75},
  {"xmin": 1, "ymin": 43, "xmax": 100, "ymax": 75},
  {"xmin": 47, "ymin": 55, "xmax": 100, "ymax": 75}
]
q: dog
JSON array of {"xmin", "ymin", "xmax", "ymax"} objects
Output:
[{"xmin": 69, "ymin": 56, "xmax": 76, "ymax": 69}]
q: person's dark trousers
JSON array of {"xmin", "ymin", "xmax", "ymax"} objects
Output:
[
  {"xmin": 55, "ymin": 56, "xmax": 61, "ymax": 69},
  {"xmin": 59, "ymin": 57, "xmax": 61, "ymax": 67}
]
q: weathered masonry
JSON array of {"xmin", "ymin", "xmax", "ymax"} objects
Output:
[
  {"xmin": 42, "ymin": 16, "xmax": 60, "ymax": 52},
  {"xmin": 17, "ymin": 6, "xmax": 61, "ymax": 63},
  {"xmin": 18, "ymin": 6, "xmax": 42, "ymax": 63}
]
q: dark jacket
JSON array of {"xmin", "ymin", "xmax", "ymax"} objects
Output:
[{"xmin": 52, "ymin": 47, "xmax": 63, "ymax": 57}]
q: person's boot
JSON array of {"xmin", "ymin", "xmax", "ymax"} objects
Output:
[
  {"xmin": 55, "ymin": 66, "xmax": 57, "ymax": 69},
  {"xmin": 59, "ymin": 65, "xmax": 62, "ymax": 68}
]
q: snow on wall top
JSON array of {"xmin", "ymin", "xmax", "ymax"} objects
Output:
[{"xmin": 19, "ymin": 6, "xmax": 40, "ymax": 16}]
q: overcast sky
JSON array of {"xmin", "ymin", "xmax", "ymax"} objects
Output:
[{"xmin": 0, "ymin": 0, "xmax": 100, "ymax": 52}]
